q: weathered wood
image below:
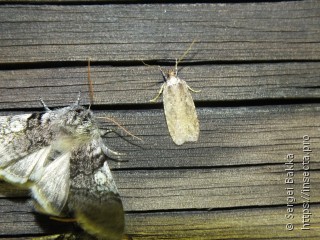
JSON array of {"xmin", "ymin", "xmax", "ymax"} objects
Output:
[
  {"xmin": 1, "ymin": 198, "xmax": 320, "ymax": 239},
  {"xmin": 1, "ymin": 62, "xmax": 320, "ymax": 109},
  {"xmin": 0, "ymin": 0, "xmax": 319, "ymax": 239},
  {"xmin": 0, "ymin": 105, "xmax": 319, "ymax": 170},
  {"xmin": 1, "ymin": 104, "xmax": 319, "ymax": 238},
  {"xmin": 0, "ymin": 1, "xmax": 319, "ymax": 64},
  {"xmin": 2, "ymin": 163, "xmax": 320, "ymax": 210},
  {"xmin": 125, "ymin": 206, "xmax": 320, "ymax": 240}
]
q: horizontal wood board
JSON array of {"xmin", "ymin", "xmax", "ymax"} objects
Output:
[
  {"xmin": 0, "ymin": 62, "xmax": 320, "ymax": 109},
  {"xmin": 0, "ymin": 0, "xmax": 320, "ymax": 239},
  {"xmin": 1, "ymin": 105, "xmax": 320, "ymax": 169},
  {"xmin": 0, "ymin": 1, "xmax": 319, "ymax": 64},
  {"xmin": 1, "ymin": 201, "xmax": 320, "ymax": 239}
]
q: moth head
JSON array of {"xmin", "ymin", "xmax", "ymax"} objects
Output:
[
  {"xmin": 167, "ymin": 69, "xmax": 176, "ymax": 78},
  {"xmin": 57, "ymin": 105, "xmax": 96, "ymax": 139}
]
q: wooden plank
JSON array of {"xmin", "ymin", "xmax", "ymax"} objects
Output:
[
  {"xmin": 1, "ymin": 104, "xmax": 319, "ymax": 237},
  {"xmin": 0, "ymin": 1, "xmax": 319, "ymax": 239},
  {"xmin": 3, "ymin": 163, "xmax": 319, "ymax": 210},
  {"xmin": 0, "ymin": 1, "xmax": 319, "ymax": 63},
  {"xmin": 1, "ymin": 198, "xmax": 320, "ymax": 239},
  {"xmin": 0, "ymin": 105, "xmax": 319, "ymax": 169},
  {"xmin": 0, "ymin": 199, "xmax": 74, "ymax": 236},
  {"xmin": 125, "ymin": 207, "xmax": 320, "ymax": 240},
  {"xmin": 1, "ymin": 62, "xmax": 320, "ymax": 109}
]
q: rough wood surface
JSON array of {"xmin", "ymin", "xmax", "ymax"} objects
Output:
[
  {"xmin": 1, "ymin": 106, "xmax": 320, "ymax": 238},
  {"xmin": 1, "ymin": 105, "xmax": 319, "ymax": 169},
  {"xmin": 0, "ymin": 1, "xmax": 319, "ymax": 64},
  {"xmin": 1, "ymin": 199, "xmax": 320, "ymax": 239},
  {"xmin": 1, "ymin": 62, "xmax": 320, "ymax": 109},
  {"xmin": 0, "ymin": 0, "xmax": 320, "ymax": 239}
]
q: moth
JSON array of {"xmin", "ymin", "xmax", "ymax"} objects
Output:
[
  {"xmin": 150, "ymin": 59, "xmax": 200, "ymax": 145},
  {"xmin": 0, "ymin": 95, "xmax": 124, "ymax": 240}
]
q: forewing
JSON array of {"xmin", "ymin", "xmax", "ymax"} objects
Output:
[
  {"xmin": 163, "ymin": 80, "xmax": 199, "ymax": 145},
  {"xmin": 0, "ymin": 114, "xmax": 35, "ymax": 166},
  {"xmin": 68, "ymin": 139, "xmax": 124, "ymax": 240},
  {"xmin": 0, "ymin": 114, "xmax": 54, "ymax": 184},
  {"xmin": 32, "ymin": 152, "xmax": 71, "ymax": 216},
  {"xmin": 0, "ymin": 146, "xmax": 51, "ymax": 184}
]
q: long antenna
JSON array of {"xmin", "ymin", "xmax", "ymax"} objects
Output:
[
  {"xmin": 177, "ymin": 39, "xmax": 197, "ymax": 65},
  {"xmin": 97, "ymin": 116, "xmax": 144, "ymax": 142}
]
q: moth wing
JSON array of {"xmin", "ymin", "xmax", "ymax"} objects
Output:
[
  {"xmin": 0, "ymin": 146, "xmax": 51, "ymax": 184},
  {"xmin": 68, "ymin": 139, "xmax": 124, "ymax": 240},
  {"xmin": 163, "ymin": 80, "xmax": 199, "ymax": 145},
  {"xmin": 0, "ymin": 114, "xmax": 59, "ymax": 185},
  {"xmin": 32, "ymin": 152, "xmax": 71, "ymax": 216},
  {"xmin": 0, "ymin": 114, "xmax": 37, "ymax": 167}
]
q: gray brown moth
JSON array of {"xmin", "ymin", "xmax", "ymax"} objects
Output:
[{"xmin": 0, "ymin": 95, "xmax": 124, "ymax": 240}]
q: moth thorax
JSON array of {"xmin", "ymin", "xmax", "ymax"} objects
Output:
[{"xmin": 167, "ymin": 76, "xmax": 180, "ymax": 86}]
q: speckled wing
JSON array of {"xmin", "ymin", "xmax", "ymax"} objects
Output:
[
  {"xmin": 0, "ymin": 113, "xmax": 49, "ymax": 175},
  {"xmin": 163, "ymin": 80, "xmax": 199, "ymax": 145},
  {"xmin": 68, "ymin": 138, "xmax": 124, "ymax": 240},
  {"xmin": 0, "ymin": 105, "xmax": 124, "ymax": 239},
  {"xmin": 0, "ymin": 113, "xmax": 71, "ymax": 216}
]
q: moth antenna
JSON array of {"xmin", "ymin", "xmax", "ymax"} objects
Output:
[
  {"xmin": 159, "ymin": 66, "xmax": 167, "ymax": 82},
  {"xmin": 141, "ymin": 60, "xmax": 152, "ymax": 67},
  {"xmin": 87, "ymin": 57, "xmax": 95, "ymax": 105},
  {"xmin": 97, "ymin": 116, "xmax": 144, "ymax": 142},
  {"xmin": 177, "ymin": 39, "xmax": 197, "ymax": 65},
  {"xmin": 39, "ymin": 97, "xmax": 50, "ymax": 111}
]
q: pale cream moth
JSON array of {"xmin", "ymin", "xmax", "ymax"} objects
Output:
[{"xmin": 150, "ymin": 56, "xmax": 200, "ymax": 145}]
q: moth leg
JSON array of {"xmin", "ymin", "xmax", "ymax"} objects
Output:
[
  {"xmin": 101, "ymin": 144, "xmax": 126, "ymax": 162},
  {"xmin": 39, "ymin": 98, "xmax": 51, "ymax": 111},
  {"xmin": 187, "ymin": 85, "xmax": 201, "ymax": 93},
  {"xmin": 101, "ymin": 129, "xmax": 114, "ymax": 136},
  {"xmin": 150, "ymin": 83, "xmax": 165, "ymax": 102}
]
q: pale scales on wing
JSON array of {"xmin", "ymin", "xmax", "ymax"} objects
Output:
[
  {"xmin": 150, "ymin": 58, "xmax": 200, "ymax": 145},
  {"xmin": 0, "ymin": 95, "xmax": 124, "ymax": 240}
]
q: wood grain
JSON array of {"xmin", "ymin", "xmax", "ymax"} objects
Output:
[
  {"xmin": 1, "ymin": 105, "xmax": 319, "ymax": 170},
  {"xmin": 0, "ymin": 0, "xmax": 319, "ymax": 239},
  {"xmin": 1, "ymin": 198, "xmax": 320, "ymax": 239},
  {"xmin": 1, "ymin": 104, "xmax": 319, "ymax": 238},
  {"xmin": 2, "ymin": 164, "xmax": 319, "ymax": 210},
  {"xmin": 1, "ymin": 62, "xmax": 320, "ymax": 109},
  {"xmin": 0, "ymin": 1, "xmax": 319, "ymax": 64}
]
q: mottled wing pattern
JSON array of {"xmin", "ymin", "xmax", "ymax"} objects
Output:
[
  {"xmin": 32, "ymin": 151, "xmax": 71, "ymax": 215},
  {"xmin": 0, "ymin": 113, "xmax": 71, "ymax": 216},
  {"xmin": 163, "ymin": 80, "xmax": 199, "ymax": 145},
  {"xmin": 0, "ymin": 113, "xmax": 55, "ymax": 184},
  {"xmin": 68, "ymin": 138, "xmax": 124, "ymax": 240},
  {"xmin": 0, "ymin": 104, "xmax": 124, "ymax": 240}
]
